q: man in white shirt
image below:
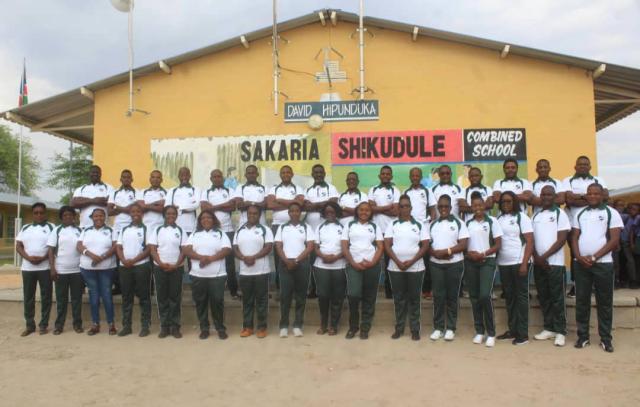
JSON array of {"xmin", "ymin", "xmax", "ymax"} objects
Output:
[
  {"xmin": 570, "ymin": 183, "xmax": 622, "ymax": 353},
  {"xmin": 71, "ymin": 165, "xmax": 114, "ymax": 229},
  {"xmin": 492, "ymin": 159, "xmax": 533, "ymax": 213},
  {"xmin": 234, "ymin": 165, "xmax": 267, "ymax": 225},
  {"xmin": 530, "ymin": 159, "xmax": 566, "ymax": 215},
  {"xmin": 107, "ymin": 169, "xmax": 139, "ymax": 235},
  {"xmin": 138, "ymin": 170, "xmax": 167, "ymax": 232},
  {"xmin": 431, "ymin": 165, "xmax": 466, "ymax": 218}
]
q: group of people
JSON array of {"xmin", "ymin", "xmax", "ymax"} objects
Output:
[{"xmin": 16, "ymin": 155, "xmax": 623, "ymax": 353}]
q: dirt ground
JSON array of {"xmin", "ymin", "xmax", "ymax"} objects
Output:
[{"xmin": 0, "ymin": 303, "xmax": 639, "ymax": 407}]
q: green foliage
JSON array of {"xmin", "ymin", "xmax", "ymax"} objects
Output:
[
  {"xmin": 150, "ymin": 151, "xmax": 193, "ymax": 185},
  {"xmin": 47, "ymin": 144, "xmax": 93, "ymax": 204},
  {"xmin": 0, "ymin": 125, "xmax": 40, "ymax": 196}
]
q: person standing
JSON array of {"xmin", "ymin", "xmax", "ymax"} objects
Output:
[
  {"xmin": 165, "ymin": 167, "xmax": 201, "ymax": 236},
  {"xmin": 459, "ymin": 167, "xmax": 494, "ymax": 222},
  {"xmin": 464, "ymin": 192, "xmax": 502, "ymax": 347},
  {"xmin": 620, "ymin": 203, "xmax": 639, "ymax": 288},
  {"xmin": 341, "ymin": 202, "xmax": 384, "ymax": 340},
  {"xmin": 201, "ymin": 169, "xmax": 240, "ymax": 299},
  {"xmin": 71, "ymin": 165, "xmax": 114, "ymax": 229},
  {"xmin": 107, "ymin": 169, "xmax": 139, "ymax": 235},
  {"xmin": 77, "ymin": 208, "xmax": 118, "ymax": 336},
  {"xmin": 138, "ymin": 170, "xmax": 167, "ymax": 232},
  {"xmin": 275, "ymin": 202, "xmax": 315, "ymax": 338},
  {"xmin": 183, "ymin": 210, "xmax": 232, "ymax": 340},
  {"xmin": 571, "ymin": 183, "xmax": 623, "ymax": 353},
  {"xmin": 148, "ymin": 205, "xmax": 186, "ymax": 338},
  {"xmin": 532, "ymin": 186, "xmax": 571, "ymax": 347},
  {"xmin": 313, "ymin": 202, "xmax": 347, "ymax": 336},
  {"xmin": 496, "ymin": 191, "xmax": 534, "ymax": 345},
  {"xmin": 384, "ymin": 195, "xmax": 430, "ymax": 341},
  {"xmin": 428, "ymin": 195, "xmax": 469, "ymax": 342},
  {"xmin": 431, "ymin": 165, "xmax": 466, "ymax": 218},
  {"xmin": 304, "ymin": 164, "xmax": 340, "ymax": 230},
  {"xmin": 116, "ymin": 203, "xmax": 152, "ymax": 337},
  {"xmin": 530, "ymin": 159, "xmax": 566, "ymax": 215},
  {"xmin": 234, "ymin": 205, "xmax": 274, "ymax": 339},
  {"xmin": 492, "ymin": 159, "xmax": 533, "ymax": 213},
  {"xmin": 16, "ymin": 202, "xmax": 54, "ymax": 336},
  {"xmin": 234, "ymin": 165, "xmax": 267, "ymax": 225},
  {"xmin": 47, "ymin": 206, "xmax": 83, "ymax": 335},
  {"xmin": 338, "ymin": 171, "xmax": 367, "ymax": 227}
]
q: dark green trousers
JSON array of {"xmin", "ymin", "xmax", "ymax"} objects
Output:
[
  {"xmin": 313, "ymin": 267, "xmax": 347, "ymax": 330},
  {"xmin": 430, "ymin": 261, "xmax": 464, "ymax": 331},
  {"xmin": 153, "ymin": 266, "xmax": 183, "ymax": 329},
  {"xmin": 279, "ymin": 259, "xmax": 310, "ymax": 329},
  {"xmin": 54, "ymin": 273, "xmax": 84, "ymax": 330},
  {"xmin": 22, "ymin": 270, "xmax": 52, "ymax": 330},
  {"xmin": 534, "ymin": 265, "xmax": 567, "ymax": 335},
  {"xmin": 191, "ymin": 275, "xmax": 227, "ymax": 332},
  {"xmin": 346, "ymin": 262, "xmax": 381, "ymax": 332},
  {"xmin": 499, "ymin": 264, "xmax": 530, "ymax": 338},
  {"xmin": 225, "ymin": 232, "xmax": 238, "ymax": 296},
  {"xmin": 389, "ymin": 270, "xmax": 425, "ymax": 333},
  {"xmin": 575, "ymin": 262, "xmax": 614, "ymax": 341},
  {"xmin": 464, "ymin": 258, "xmax": 497, "ymax": 336},
  {"xmin": 239, "ymin": 274, "xmax": 270, "ymax": 330},
  {"xmin": 119, "ymin": 263, "xmax": 152, "ymax": 329}
]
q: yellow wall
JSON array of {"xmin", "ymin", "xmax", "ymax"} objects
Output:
[{"xmin": 93, "ymin": 21, "xmax": 596, "ymax": 186}]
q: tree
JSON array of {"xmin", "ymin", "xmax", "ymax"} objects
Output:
[
  {"xmin": 0, "ymin": 125, "xmax": 40, "ymax": 196},
  {"xmin": 48, "ymin": 144, "xmax": 93, "ymax": 204}
]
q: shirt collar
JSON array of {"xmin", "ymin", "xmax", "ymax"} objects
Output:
[
  {"xmin": 118, "ymin": 185, "xmax": 135, "ymax": 192},
  {"xmin": 438, "ymin": 181, "xmax": 454, "ymax": 186},
  {"xmin": 245, "ymin": 181, "xmax": 260, "ymax": 186},
  {"xmin": 313, "ymin": 181, "xmax": 328, "ymax": 188},
  {"xmin": 179, "ymin": 182, "xmax": 193, "ymax": 188},
  {"xmin": 377, "ymin": 182, "xmax": 394, "ymax": 190},
  {"xmin": 503, "ymin": 176, "xmax": 521, "ymax": 182},
  {"xmin": 437, "ymin": 215, "xmax": 456, "ymax": 223},
  {"xmin": 163, "ymin": 222, "xmax": 177, "ymax": 228},
  {"xmin": 572, "ymin": 173, "xmax": 593, "ymax": 180},
  {"xmin": 32, "ymin": 220, "xmax": 48, "ymax": 227},
  {"xmin": 588, "ymin": 203, "xmax": 607, "ymax": 210}
]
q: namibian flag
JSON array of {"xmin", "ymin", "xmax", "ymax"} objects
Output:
[{"xmin": 18, "ymin": 61, "xmax": 28, "ymax": 106}]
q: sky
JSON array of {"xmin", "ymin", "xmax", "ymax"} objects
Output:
[{"xmin": 1, "ymin": 0, "xmax": 639, "ymax": 201}]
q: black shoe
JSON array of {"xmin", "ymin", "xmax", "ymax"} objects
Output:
[
  {"xmin": 111, "ymin": 287, "xmax": 122, "ymax": 296},
  {"xmin": 345, "ymin": 329, "xmax": 358, "ymax": 339},
  {"xmin": 158, "ymin": 327, "xmax": 170, "ymax": 338},
  {"xmin": 385, "ymin": 292, "xmax": 392, "ymax": 299},
  {"xmin": 574, "ymin": 337, "xmax": 590, "ymax": 349},
  {"xmin": 199, "ymin": 330, "xmax": 209, "ymax": 340},
  {"xmin": 139, "ymin": 327, "xmax": 150, "ymax": 337},
  {"xmin": 512, "ymin": 337, "xmax": 529, "ymax": 346},
  {"xmin": 171, "ymin": 327, "xmax": 182, "ymax": 339},
  {"xmin": 411, "ymin": 331, "xmax": 420, "ymax": 341},
  {"xmin": 53, "ymin": 327, "xmax": 63, "ymax": 335},
  {"xmin": 20, "ymin": 327, "xmax": 36, "ymax": 337},
  {"xmin": 307, "ymin": 291, "xmax": 318, "ymax": 299},
  {"xmin": 600, "ymin": 340, "xmax": 614, "ymax": 353},
  {"xmin": 496, "ymin": 331, "xmax": 514, "ymax": 340},
  {"xmin": 391, "ymin": 330, "xmax": 403, "ymax": 340},
  {"xmin": 567, "ymin": 286, "xmax": 576, "ymax": 298},
  {"xmin": 218, "ymin": 330, "xmax": 228, "ymax": 340},
  {"xmin": 117, "ymin": 326, "xmax": 132, "ymax": 337},
  {"xmin": 359, "ymin": 331, "xmax": 369, "ymax": 340},
  {"xmin": 500, "ymin": 291, "xmax": 506, "ymax": 299}
]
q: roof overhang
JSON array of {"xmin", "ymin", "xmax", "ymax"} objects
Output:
[{"xmin": 2, "ymin": 9, "xmax": 639, "ymax": 145}]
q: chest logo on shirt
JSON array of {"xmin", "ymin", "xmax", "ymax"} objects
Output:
[
  {"xmin": 515, "ymin": 184, "xmax": 522, "ymax": 190},
  {"xmin": 137, "ymin": 231, "xmax": 143, "ymax": 238},
  {"xmin": 75, "ymin": 231, "xmax": 81, "ymax": 237},
  {"xmin": 337, "ymin": 229, "xmax": 343, "ymax": 235},
  {"xmin": 353, "ymin": 198, "xmax": 359, "ymax": 204},
  {"xmin": 411, "ymin": 227, "xmax": 418, "ymax": 233},
  {"xmin": 549, "ymin": 216, "xmax": 556, "ymax": 222},
  {"xmin": 174, "ymin": 232, "xmax": 180, "ymax": 238},
  {"xmin": 254, "ymin": 230, "xmax": 261, "ymax": 235},
  {"xmin": 482, "ymin": 225, "xmax": 488, "ymax": 232},
  {"xmin": 188, "ymin": 192, "xmax": 193, "ymax": 197},
  {"xmin": 598, "ymin": 215, "xmax": 605, "ymax": 222},
  {"xmin": 509, "ymin": 220, "xmax": 516, "ymax": 225},
  {"xmin": 298, "ymin": 228, "xmax": 305, "ymax": 234},
  {"xmin": 222, "ymin": 192, "xmax": 228, "ymax": 199},
  {"xmin": 449, "ymin": 225, "xmax": 456, "ymax": 231},
  {"xmin": 102, "ymin": 230, "xmax": 110, "ymax": 236},
  {"xmin": 367, "ymin": 226, "xmax": 374, "ymax": 234},
  {"xmin": 420, "ymin": 191, "xmax": 425, "ymax": 198}
]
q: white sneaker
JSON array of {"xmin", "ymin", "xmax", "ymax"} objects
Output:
[
  {"xmin": 554, "ymin": 334, "xmax": 566, "ymax": 347},
  {"xmin": 485, "ymin": 337, "xmax": 496, "ymax": 348},
  {"xmin": 293, "ymin": 327, "xmax": 303, "ymax": 337},
  {"xmin": 279, "ymin": 328, "xmax": 288, "ymax": 338},
  {"xmin": 472, "ymin": 334, "xmax": 484, "ymax": 344},
  {"xmin": 534, "ymin": 330, "xmax": 556, "ymax": 340},
  {"xmin": 430, "ymin": 330, "xmax": 443, "ymax": 341},
  {"xmin": 444, "ymin": 330, "xmax": 455, "ymax": 341}
]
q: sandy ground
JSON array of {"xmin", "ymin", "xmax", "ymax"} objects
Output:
[{"xmin": 0, "ymin": 303, "xmax": 639, "ymax": 407}]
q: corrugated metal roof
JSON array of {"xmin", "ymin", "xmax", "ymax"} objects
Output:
[
  {"xmin": 0, "ymin": 192, "xmax": 62, "ymax": 210},
  {"xmin": 2, "ymin": 9, "xmax": 639, "ymax": 144}
]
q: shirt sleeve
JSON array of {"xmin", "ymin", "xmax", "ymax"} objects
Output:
[
  {"xmin": 374, "ymin": 224, "xmax": 383, "ymax": 241},
  {"xmin": 571, "ymin": 212, "xmax": 580, "ymax": 229},
  {"xmin": 520, "ymin": 214, "xmax": 534, "ymax": 234},
  {"xmin": 46, "ymin": 228, "xmax": 58, "ymax": 247},
  {"xmin": 267, "ymin": 186, "xmax": 276, "ymax": 197},
  {"xmin": 117, "ymin": 229, "xmax": 124, "ymax": 245},
  {"xmin": 72, "ymin": 186, "xmax": 83, "ymax": 199},
  {"xmin": 341, "ymin": 225, "xmax": 350, "ymax": 241},
  {"xmin": 147, "ymin": 227, "xmax": 158, "ymax": 245},
  {"xmin": 233, "ymin": 186, "xmax": 243, "ymax": 200},
  {"xmin": 274, "ymin": 225, "xmax": 283, "ymax": 242},
  {"xmin": 111, "ymin": 229, "xmax": 118, "ymax": 242},
  {"xmin": 492, "ymin": 180, "xmax": 501, "ymax": 193},
  {"xmin": 554, "ymin": 180, "xmax": 567, "ymax": 193},
  {"xmin": 232, "ymin": 229, "xmax": 239, "ymax": 246},
  {"xmin": 295, "ymin": 185, "xmax": 305, "ymax": 197},
  {"xmin": 392, "ymin": 188, "xmax": 400, "ymax": 203},
  {"xmin": 329, "ymin": 185, "xmax": 339, "ymax": 199},
  {"xmin": 220, "ymin": 232, "xmax": 232, "ymax": 249},
  {"xmin": 185, "ymin": 232, "xmax": 195, "ymax": 246},
  {"xmin": 105, "ymin": 184, "xmax": 115, "ymax": 198},
  {"xmin": 367, "ymin": 187, "xmax": 375, "ymax": 201},
  {"xmin": 562, "ymin": 177, "xmax": 572, "ymax": 193},
  {"xmin": 384, "ymin": 223, "xmax": 394, "ymax": 238},
  {"xmin": 164, "ymin": 189, "xmax": 174, "ymax": 206},
  {"xmin": 16, "ymin": 226, "xmax": 26, "ymax": 242},
  {"xmin": 180, "ymin": 230, "xmax": 188, "ymax": 246},
  {"xmin": 181, "ymin": 188, "xmax": 201, "ymax": 211},
  {"xmin": 420, "ymin": 224, "xmax": 431, "ymax": 241},
  {"xmin": 264, "ymin": 227, "xmax": 274, "ymax": 243},
  {"xmin": 491, "ymin": 217, "xmax": 504, "ymax": 238},
  {"xmin": 558, "ymin": 211, "xmax": 571, "ymax": 232},
  {"xmin": 610, "ymin": 209, "xmax": 624, "ymax": 229},
  {"xmin": 458, "ymin": 221, "xmax": 470, "ymax": 239},
  {"xmin": 107, "ymin": 190, "xmax": 116, "ymax": 205},
  {"xmin": 200, "ymin": 189, "xmax": 209, "ymax": 203},
  {"xmin": 427, "ymin": 189, "xmax": 437, "ymax": 207},
  {"xmin": 522, "ymin": 180, "xmax": 533, "ymax": 192},
  {"xmin": 78, "ymin": 229, "xmax": 86, "ymax": 242},
  {"xmin": 596, "ymin": 177, "xmax": 608, "ymax": 189},
  {"xmin": 306, "ymin": 224, "xmax": 316, "ymax": 243}
]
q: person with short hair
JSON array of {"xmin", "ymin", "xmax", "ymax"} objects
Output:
[
  {"xmin": 313, "ymin": 202, "xmax": 347, "ymax": 336},
  {"xmin": 165, "ymin": 167, "xmax": 201, "ymax": 235},
  {"xmin": 275, "ymin": 202, "xmax": 315, "ymax": 338},
  {"xmin": 71, "ymin": 165, "xmax": 114, "ymax": 229},
  {"xmin": 492, "ymin": 159, "xmax": 533, "ymax": 213},
  {"xmin": 234, "ymin": 165, "xmax": 267, "ymax": 225},
  {"xmin": 107, "ymin": 169, "xmax": 139, "ymax": 234},
  {"xmin": 341, "ymin": 201, "xmax": 384, "ymax": 340},
  {"xmin": 431, "ymin": 165, "xmax": 466, "ymax": 218},
  {"xmin": 183, "ymin": 210, "xmax": 232, "ymax": 340},
  {"xmin": 384, "ymin": 195, "xmax": 430, "ymax": 341},
  {"xmin": 530, "ymin": 159, "xmax": 566, "ymax": 215},
  {"xmin": 234, "ymin": 205, "xmax": 274, "ymax": 339},
  {"xmin": 304, "ymin": 164, "xmax": 340, "ymax": 230},
  {"xmin": 338, "ymin": 171, "xmax": 367, "ymax": 226},
  {"xmin": 571, "ymin": 183, "xmax": 623, "ymax": 353},
  {"xmin": 532, "ymin": 186, "xmax": 571, "ymax": 347},
  {"xmin": 464, "ymin": 192, "xmax": 502, "ymax": 347},
  {"xmin": 16, "ymin": 202, "xmax": 54, "ymax": 336},
  {"xmin": 459, "ymin": 167, "xmax": 494, "ymax": 221},
  {"xmin": 77, "ymin": 208, "xmax": 118, "ymax": 336},
  {"xmin": 496, "ymin": 191, "xmax": 534, "ymax": 345},
  {"xmin": 47, "ymin": 205, "xmax": 83, "ymax": 335},
  {"xmin": 138, "ymin": 169, "xmax": 167, "ymax": 232}
]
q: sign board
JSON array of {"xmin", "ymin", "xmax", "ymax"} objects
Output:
[{"xmin": 284, "ymin": 100, "xmax": 379, "ymax": 122}]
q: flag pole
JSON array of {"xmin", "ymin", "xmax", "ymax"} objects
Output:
[{"xmin": 14, "ymin": 59, "xmax": 25, "ymax": 267}]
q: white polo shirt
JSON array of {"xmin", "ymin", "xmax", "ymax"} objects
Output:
[
  {"xmin": 465, "ymin": 215, "xmax": 503, "ymax": 258},
  {"xmin": 269, "ymin": 183, "xmax": 305, "ymax": 225},
  {"xmin": 79, "ymin": 226, "xmax": 117, "ymax": 270},
  {"xmin": 139, "ymin": 187, "xmax": 167, "ymax": 231},
  {"xmin": 117, "ymin": 224, "xmax": 149, "ymax": 266},
  {"xmin": 186, "ymin": 229, "xmax": 231, "ymax": 278},
  {"xmin": 201, "ymin": 186, "xmax": 234, "ymax": 232},
  {"xmin": 305, "ymin": 182, "xmax": 339, "ymax": 229},
  {"xmin": 572, "ymin": 205, "xmax": 623, "ymax": 263},
  {"xmin": 234, "ymin": 183, "xmax": 267, "ymax": 225},
  {"xmin": 341, "ymin": 221, "xmax": 383, "ymax": 263},
  {"xmin": 404, "ymin": 185, "xmax": 437, "ymax": 224},
  {"xmin": 233, "ymin": 223, "xmax": 274, "ymax": 276},
  {"xmin": 165, "ymin": 185, "xmax": 201, "ymax": 234},
  {"xmin": 108, "ymin": 187, "xmax": 140, "ymax": 232},
  {"xmin": 16, "ymin": 222, "xmax": 54, "ymax": 271},
  {"xmin": 493, "ymin": 178, "xmax": 532, "ymax": 212},
  {"xmin": 497, "ymin": 213, "xmax": 533, "ymax": 266},
  {"xmin": 314, "ymin": 221, "xmax": 346, "ymax": 270},
  {"xmin": 368, "ymin": 184, "xmax": 401, "ymax": 232},
  {"xmin": 275, "ymin": 222, "xmax": 315, "ymax": 259},
  {"xmin": 431, "ymin": 183, "xmax": 464, "ymax": 217},
  {"xmin": 429, "ymin": 217, "xmax": 470, "ymax": 264},
  {"xmin": 147, "ymin": 224, "xmax": 185, "ymax": 265},
  {"xmin": 338, "ymin": 189, "xmax": 367, "ymax": 226},
  {"xmin": 72, "ymin": 182, "xmax": 114, "ymax": 228},
  {"xmin": 563, "ymin": 175, "xmax": 608, "ymax": 220},
  {"xmin": 531, "ymin": 178, "xmax": 566, "ymax": 214},
  {"xmin": 384, "ymin": 218, "xmax": 430, "ymax": 272},
  {"xmin": 463, "ymin": 184, "xmax": 493, "ymax": 221},
  {"xmin": 47, "ymin": 225, "xmax": 82, "ymax": 274},
  {"xmin": 532, "ymin": 207, "xmax": 571, "ymax": 266}
]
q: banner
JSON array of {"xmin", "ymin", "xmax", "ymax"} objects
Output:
[
  {"xmin": 463, "ymin": 128, "xmax": 527, "ymax": 161},
  {"xmin": 284, "ymin": 100, "xmax": 379, "ymax": 122}
]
